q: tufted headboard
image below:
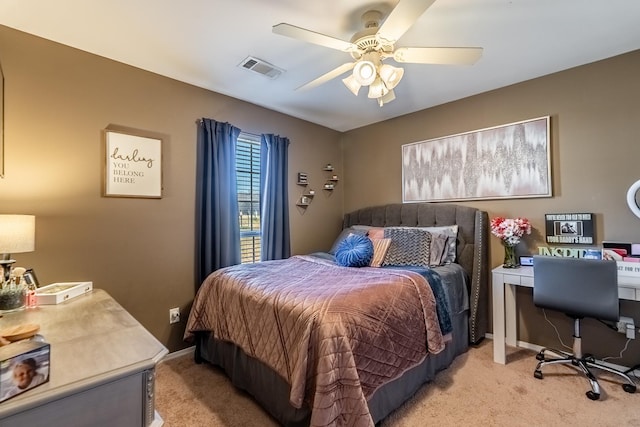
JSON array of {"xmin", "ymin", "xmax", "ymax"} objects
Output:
[{"xmin": 343, "ymin": 202, "xmax": 489, "ymax": 344}]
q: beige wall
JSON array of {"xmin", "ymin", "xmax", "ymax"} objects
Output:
[
  {"xmin": 0, "ymin": 25, "xmax": 343, "ymax": 352},
  {"xmin": 342, "ymin": 50, "xmax": 640, "ymax": 366}
]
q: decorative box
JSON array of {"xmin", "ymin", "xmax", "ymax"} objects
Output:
[
  {"xmin": 0, "ymin": 339, "xmax": 51, "ymax": 403},
  {"xmin": 36, "ymin": 281, "xmax": 93, "ymax": 305},
  {"xmin": 617, "ymin": 262, "xmax": 640, "ymax": 278}
]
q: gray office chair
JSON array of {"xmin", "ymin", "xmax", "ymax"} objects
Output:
[{"xmin": 532, "ymin": 255, "xmax": 637, "ymax": 400}]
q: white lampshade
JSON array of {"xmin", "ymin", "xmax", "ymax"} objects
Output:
[
  {"xmin": 342, "ymin": 74, "xmax": 362, "ymax": 96},
  {"xmin": 377, "ymin": 89, "xmax": 396, "ymax": 107},
  {"xmin": 379, "ymin": 64, "xmax": 404, "ymax": 89},
  {"xmin": 367, "ymin": 77, "xmax": 389, "ymax": 99},
  {"xmin": 353, "ymin": 60, "xmax": 376, "ymax": 86},
  {"xmin": 0, "ymin": 215, "xmax": 36, "ymax": 255}
]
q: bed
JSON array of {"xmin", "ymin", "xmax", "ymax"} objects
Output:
[{"xmin": 185, "ymin": 202, "xmax": 489, "ymax": 426}]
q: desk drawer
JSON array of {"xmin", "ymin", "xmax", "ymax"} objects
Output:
[
  {"xmin": 502, "ymin": 274, "xmax": 534, "ymax": 287},
  {"xmin": 618, "ymin": 287, "xmax": 637, "ymax": 301},
  {"xmin": 520, "ymin": 276, "xmax": 534, "ymax": 287}
]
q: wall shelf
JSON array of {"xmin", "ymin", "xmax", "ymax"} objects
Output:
[
  {"xmin": 296, "ymin": 190, "xmax": 314, "ymax": 208},
  {"xmin": 296, "ymin": 195, "xmax": 313, "ymax": 207},
  {"xmin": 323, "ymin": 165, "xmax": 338, "ymax": 190},
  {"xmin": 297, "ymin": 172, "xmax": 308, "ymax": 186}
]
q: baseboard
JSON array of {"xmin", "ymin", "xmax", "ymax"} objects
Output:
[
  {"xmin": 160, "ymin": 345, "xmax": 195, "ymax": 362},
  {"xmin": 484, "ymin": 333, "xmax": 639, "ymax": 376},
  {"xmin": 484, "ymin": 333, "xmax": 545, "ymax": 353}
]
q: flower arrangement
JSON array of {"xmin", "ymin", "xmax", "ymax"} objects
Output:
[{"xmin": 490, "ymin": 217, "xmax": 532, "ymax": 246}]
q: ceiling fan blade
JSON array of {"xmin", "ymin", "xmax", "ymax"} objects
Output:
[
  {"xmin": 377, "ymin": 0, "xmax": 437, "ymax": 44},
  {"xmin": 393, "ymin": 47, "xmax": 483, "ymax": 65},
  {"xmin": 296, "ymin": 62, "xmax": 356, "ymax": 91},
  {"xmin": 273, "ymin": 23, "xmax": 356, "ymax": 52}
]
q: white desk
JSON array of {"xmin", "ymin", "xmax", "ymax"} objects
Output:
[{"xmin": 492, "ymin": 266, "xmax": 640, "ymax": 364}]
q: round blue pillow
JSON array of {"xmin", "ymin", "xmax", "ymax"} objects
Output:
[{"xmin": 335, "ymin": 234, "xmax": 374, "ymax": 267}]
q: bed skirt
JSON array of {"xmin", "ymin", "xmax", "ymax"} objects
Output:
[{"xmin": 194, "ymin": 309, "xmax": 469, "ymax": 426}]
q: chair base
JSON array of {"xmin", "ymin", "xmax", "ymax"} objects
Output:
[{"xmin": 534, "ymin": 347, "xmax": 637, "ymax": 400}]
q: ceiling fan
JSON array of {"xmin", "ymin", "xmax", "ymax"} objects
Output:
[{"xmin": 272, "ymin": 0, "xmax": 483, "ymax": 106}]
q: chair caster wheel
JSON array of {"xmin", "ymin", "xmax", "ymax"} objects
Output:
[
  {"xmin": 586, "ymin": 390, "xmax": 600, "ymax": 400},
  {"xmin": 536, "ymin": 353, "xmax": 545, "ymax": 361},
  {"xmin": 623, "ymin": 383, "xmax": 636, "ymax": 393},
  {"xmin": 534, "ymin": 370, "xmax": 543, "ymax": 379}
]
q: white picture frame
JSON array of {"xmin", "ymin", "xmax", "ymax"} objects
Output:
[{"xmin": 104, "ymin": 129, "xmax": 162, "ymax": 198}]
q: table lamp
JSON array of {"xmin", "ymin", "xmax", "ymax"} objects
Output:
[{"xmin": 0, "ymin": 214, "xmax": 36, "ymax": 285}]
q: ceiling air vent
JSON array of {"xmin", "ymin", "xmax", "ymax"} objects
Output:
[{"xmin": 238, "ymin": 56, "xmax": 284, "ymax": 79}]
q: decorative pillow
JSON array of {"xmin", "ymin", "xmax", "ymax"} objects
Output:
[
  {"xmin": 335, "ymin": 234, "xmax": 374, "ymax": 267},
  {"xmin": 367, "ymin": 227, "xmax": 385, "ymax": 240},
  {"xmin": 382, "ymin": 228, "xmax": 432, "ymax": 267},
  {"xmin": 424, "ymin": 225, "xmax": 458, "ymax": 264},
  {"xmin": 429, "ymin": 233, "xmax": 449, "ymax": 266},
  {"xmin": 369, "ymin": 238, "xmax": 392, "ymax": 267},
  {"xmin": 329, "ymin": 227, "xmax": 368, "ymax": 255}
]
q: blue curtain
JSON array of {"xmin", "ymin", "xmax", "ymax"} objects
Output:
[
  {"xmin": 195, "ymin": 118, "xmax": 241, "ymax": 285},
  {"xmin": 260, "ymin": 134, "xmax": 290, "ymax": 260}
]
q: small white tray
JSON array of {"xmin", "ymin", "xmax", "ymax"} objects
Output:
[{"xmin": 36, "ymin": 281, "xmax": 93, "ymax": 305}]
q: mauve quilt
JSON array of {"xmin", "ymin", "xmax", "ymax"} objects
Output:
[{"xmin": 185, "ymin": 255, "xmax": 445, "ymax": 427}]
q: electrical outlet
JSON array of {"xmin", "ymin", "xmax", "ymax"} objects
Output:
[
  {"xmin": 616, "ymin": 316, "xmax": 635, "ymax": 339},
  {"xmin": 627, "ymin": 324, "xmax": 636, "ymax": 340},
  {"xmin": 169, "ymin": 307, "xmax": 180, "ymax": 324}
]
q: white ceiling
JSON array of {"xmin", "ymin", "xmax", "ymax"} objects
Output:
[{"xmin": 1, "ymin": 0, "xmax": 640, "ymax": 132}]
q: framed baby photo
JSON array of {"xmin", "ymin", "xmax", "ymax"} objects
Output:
[{"xmin": 0, "ymin": 340, "xmax": 50, "ymax": 403}]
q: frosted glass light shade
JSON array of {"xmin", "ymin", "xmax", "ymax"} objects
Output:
[
  {"xmin": 353, "ymin": 60, "xmax": 376, "ymax": 86},
  {"xmin": 377, "ymin": 89, "xmax": 396, "ymax": 107},
  {"xmin": 342, "ymin": 74, "xmax": 362, "ymax": 96},
  {"xmin": 379, "ymin": 64, "xmax": 404, "ymax": 89},
  {"xmin": 0, "ymin": 215, "xmax": 35, "ymax": 255},
  {"xmin": 367, "ymin": 78, "xmax": 389, "ymax": 99}
]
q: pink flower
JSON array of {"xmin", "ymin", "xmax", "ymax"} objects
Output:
[{"xmin": 490, "ymin": 217, "xmax": 532, "ymax": 246}]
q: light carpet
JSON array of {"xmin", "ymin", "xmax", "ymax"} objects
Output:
[{"xmin": 155, "ymin": 340, "xmax": 640, "ymax": 426}]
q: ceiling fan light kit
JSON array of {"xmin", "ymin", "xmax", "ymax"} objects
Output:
[
  {"xmin": 367, "ymin": 77, "xmax": 388, "ymax": 99},
  {"xmin": 379, "ymin": 64, "xmax": 404, "ymax": 89},
  {"xmin": 342, "ymin": 74, "xmax": 362, "ymax": 96},
  {"xmin": 378, "ymin": 90, "xmax": 396, "ymax": 107},
  {"xmin": 273, "ymin": 0, "xmax": 483, "ymax": 107},
  {"xmin": 353, "ymin": 60, "xmax": 377, "ymax": 86}
]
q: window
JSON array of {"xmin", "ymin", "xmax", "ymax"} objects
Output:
[{"xmin": 236, "ymin": 133, "xmax": 261, "ymax": 263}]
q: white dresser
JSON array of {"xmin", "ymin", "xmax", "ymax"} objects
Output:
[{"xmin": 0, "ymin": 289, "xmax": 168, "ymax": 426}]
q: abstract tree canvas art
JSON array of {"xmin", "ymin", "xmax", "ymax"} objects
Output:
[{"xmin": 402, "ymin": 116, "xmax": 551, "ymax": 202}]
